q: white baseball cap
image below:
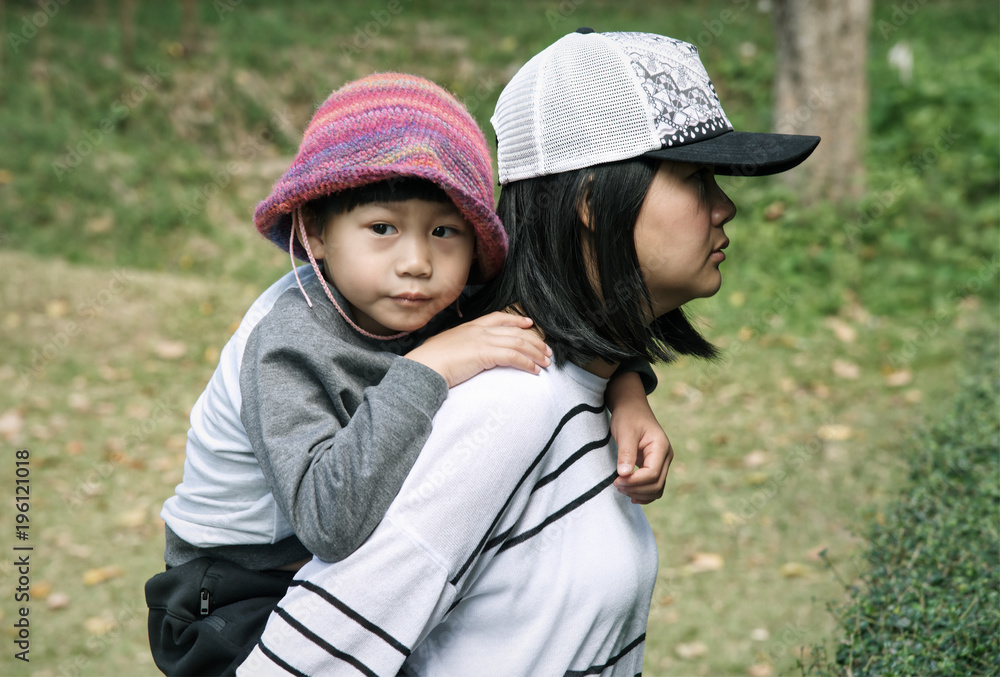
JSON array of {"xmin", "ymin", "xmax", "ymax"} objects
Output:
[{"xmin": 492, "ymin": 29, "xmax": 820, "ymax": 184}]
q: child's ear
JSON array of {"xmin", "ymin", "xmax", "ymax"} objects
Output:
[{"xmin": 297, "ymin": 212, "xmax": 327, "ymax": 260}]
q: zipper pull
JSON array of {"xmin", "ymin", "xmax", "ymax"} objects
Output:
[{"xmin": 200, "ymin": 589, "xmax": 210, "ymax": 616}]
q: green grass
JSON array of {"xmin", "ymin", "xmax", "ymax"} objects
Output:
[
  {"xmin": 0, "ymin": 0, "xmax": 997, "ymax": 675},
  {"xmin": 800, "ymin": 334, "xmax": 999, "ymax": 677}
]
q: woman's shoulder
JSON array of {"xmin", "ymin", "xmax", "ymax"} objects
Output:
[{"xmin": 444, "ymin": 363, "xmax": 605, "ymax": 424}]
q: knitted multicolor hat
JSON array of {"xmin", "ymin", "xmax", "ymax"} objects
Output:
[{"xmin": 255, "ymin": 73, "xmax": 507, "ymax": 282}]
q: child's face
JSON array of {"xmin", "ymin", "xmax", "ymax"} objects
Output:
[
  {"xmin": 306, "ymin": 198, "xmax": 476, "ymax": 335},
  {"xmin": 633, "ymin": 162, "xmax": 737, "ymax": 318}
]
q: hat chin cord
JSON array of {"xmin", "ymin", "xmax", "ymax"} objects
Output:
[{"xmin": 290, "ymin": 208, "xmax": 410, "ymax": 341}]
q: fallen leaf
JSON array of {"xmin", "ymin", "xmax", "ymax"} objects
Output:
[
  {"xmin": 763, "ymin": 201, "xmax": 785, "ymax": 220},
  {"xmin": 85, "ymin": 215, "xmax": 114, "ymax": 234},
  {"xmin": 45, "ymin": 299, "xmax": 71, "ymax": 318},
  {"xmin": 82, "ymin": 566, "xmax": 123, "ymax": 586},
  {"xmin": 153, "ymin": 340, "xmax": 187, "ymax": 360},
  {"xmin": 675, "ymin": 641, "xmax": 709, "ymax": 660},
  {"xmin": 885, "ymin": 369, "xmax": 913, "ymax": 387},
  {"xmin": 84, "ymin": 616, "xmax": 116, "ymax": 635},
  {"xmin": 47, "ymin": 592, "xmax": 71, "ymax": 610},
  {"xmin": 817, "ymin": 424, "xmax": 853, "ymax": 441},
  {"xmin": 125, "ymin": 403, "xmax": 151, "ymax": 419},
  {"xmin": 0, "ymin": 409, "xmax": 24, "ymax": 440},
  {"xmin": 30, "ymin": 581, "xmax": 52, "ymax": 600},
  {"xmin": 118, "ymin": 507, "xmax": 149, "ymax": 528},
  {"xmin": 68, "ymin": 392, "xmax": 90, "ymax": 412},
  {"xmin": 832, "ymin": 359, "xmax": 861, "ymax": 379},
  {"xmin": 779, "ymin": 562, "xmax": 810, "ymax": 578},
  {"xmin": 686, "ymin": 552, "xmax": 724, "ymax": 574},
  {"xmin": 824, "ymin": 317, "xmax": 857, "ymax": 343}
]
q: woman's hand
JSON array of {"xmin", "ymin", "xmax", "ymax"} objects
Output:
[
  {"xmin": 606, "ymin": 371, "xmax": 673, "ymax": 505},
  {"xmin": 405, "ymin": 312, "xmax": 551, "ymax": 388}
]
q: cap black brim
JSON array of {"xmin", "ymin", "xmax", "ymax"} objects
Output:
[{"xmin": 644, "ymin": 131, "xmax": 820, "ymax": 177}]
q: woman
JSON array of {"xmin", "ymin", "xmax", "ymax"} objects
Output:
[{"xmin": 238, "ymin": 29, "xmax": 819, "ymax": 676}]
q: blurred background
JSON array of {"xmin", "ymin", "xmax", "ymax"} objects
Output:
[{"xmin": 0, "ymin": 1, "xmax": 996, "ymax": 675}]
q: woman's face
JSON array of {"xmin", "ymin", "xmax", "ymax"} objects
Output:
[{"xmin": 633, "ymin": 161, "xmax": 736, "ymax": 318}]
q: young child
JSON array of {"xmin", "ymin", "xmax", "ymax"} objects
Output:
[
  {"xmin": 146, "ymin": 73, "xmax": 666, "ymax": 676},
  {"xmin": 237, "ymin": 31, "xmax": 819, "ymax": 676}
]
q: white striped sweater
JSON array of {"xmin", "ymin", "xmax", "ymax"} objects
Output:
[{"xmin": 237, "ymin": 362, "xmax": 658, "ymax": 676}]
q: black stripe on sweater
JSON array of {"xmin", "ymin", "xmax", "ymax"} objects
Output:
[
  {"xmin": 275, "ymin": 606, "xmax": 379, "ymax": 677},
  {"xmin": 495, "ymin": 470, "xmax": 618, "ymax": 554},
  {"xmin": 531, "ymin": 430, "xmax": 612, "ymax": 494},
  {"xmin": 563, "ymin": 632, "xmax": 646, "ymax": 676},
  {"xmin": 288, "ymin": 579, "xmax": 411, "ymax": 656},
  {"xmin": 258, "ymin": 640, "xmax": 310, "ymax": 677},
  {"xmin": 483, "ymin": 432, "xmax": 611, "ymax": 551},
  {"xmin": 450, "ymin": 402, "xmax": 604, "ymax": 586}
]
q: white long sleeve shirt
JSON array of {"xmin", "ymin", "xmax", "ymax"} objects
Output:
[{"xmin": 238, "ymin": 361, "xmax": 658, "ymax": 676}]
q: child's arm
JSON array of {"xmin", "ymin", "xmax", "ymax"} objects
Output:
[
  {"xmin": 606, "ymin": 368, "xmax": 673, "ymax": 505},
  {"xmin": 241, "ymin": 309, "xmax": 549, "ymax": 564},
  {"xmin": 404, "ymin": 311, "xmax": 551, "ymax": 387}
]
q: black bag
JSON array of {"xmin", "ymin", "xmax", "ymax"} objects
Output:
[{"xmin": 144, "ymin": 557, "xmax": 295, "ymax": 676}]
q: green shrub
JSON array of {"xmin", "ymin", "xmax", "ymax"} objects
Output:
[{"xmin": 802, "ymin": 333, "xmax": 1000, "ymax": 676}]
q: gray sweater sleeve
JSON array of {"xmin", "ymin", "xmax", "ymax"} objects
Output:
[{"xmin": 240, "ymin": 316, "xmax": 447, "ymax": 563}]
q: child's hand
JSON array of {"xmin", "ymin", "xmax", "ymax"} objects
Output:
[
  {"xmin": 405, "ymin": 312, "xmax": 552, "ymax": 388},
  {"xmin": 606, "ymin": 371, "xmax": 672, "ymax": 505}
]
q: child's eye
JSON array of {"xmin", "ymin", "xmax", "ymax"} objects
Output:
[
  {"xmin": 432, "ymin": 225, "xmax": 462, "ymax": 238},
  {"xmin": 370, "ymin": 223, "xmax": 397, "ymax": 235}
]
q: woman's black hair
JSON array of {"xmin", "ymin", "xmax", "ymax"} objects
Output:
[
  {"xmin": 302, "ymin": 178, "xmax": 450, "ymax": 232},
  {"xmin": 471, "ymin": 157, "xmax": 719, "ymax": 367}
]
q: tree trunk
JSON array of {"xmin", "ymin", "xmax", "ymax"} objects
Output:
[{"xmin": 772, "ymin": 0, "xmax": 872, "ymax": 203}]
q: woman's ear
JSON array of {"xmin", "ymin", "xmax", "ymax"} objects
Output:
[{"xmin": 575, "ymin": 175, "xmax": 594, "ymax": 231}]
